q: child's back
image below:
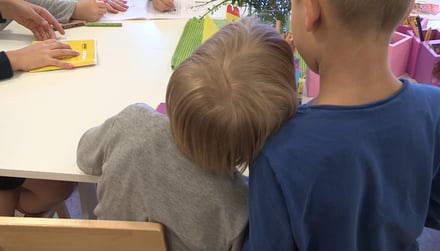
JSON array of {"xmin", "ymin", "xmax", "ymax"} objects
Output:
[
  {"xmin": 77, "ymin": 18, "xmax": 297, "ymax": 251},
  {"xmin": 245, "ymin": 80, "xmax": 440, "ymax": 250},
  {"xmin": 244, "ymin": 0, "xmax": 440, "ymax": 250},
  {"xmin": 78, "ymin": 104, "xmax": 248, "ymax": 250}
]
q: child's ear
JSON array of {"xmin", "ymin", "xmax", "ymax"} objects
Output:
[{"xmin": 304, "ymin": 0, "xmax": 321, "ymax": 32}]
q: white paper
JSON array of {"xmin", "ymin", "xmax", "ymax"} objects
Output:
[
  {"xmin": 100, "ymin": 0, "xmax": 225, "ymax": 21},
  {"xmin": 413, "ymin": 0, "xmax": 440, "ymax": 20}
]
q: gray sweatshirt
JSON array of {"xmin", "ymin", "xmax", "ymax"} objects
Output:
[
  {"xmin": 77, "ymin": 104, "xmax": 248, "ymax": 251},
  {"xmin": 27, "ymin": 0, "xmax": 76, "ymax": 23}
]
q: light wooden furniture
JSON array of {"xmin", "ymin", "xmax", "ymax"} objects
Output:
[{"xmin": 0, "ymin": 217, "xmax": 167, "ymax": 251}]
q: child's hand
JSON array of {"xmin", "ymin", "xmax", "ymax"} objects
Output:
[
  {"xmin": 105, "ymin": 0, "xmax": 129, "ymax": 14},
  {"xmin": 72, "ymin": 0, "xmax": 107, "ymax": 22},
  {"xmin": 152, "ymin": 0, "xmax": 176, "ymax": 12},
  {"xmin": 6, "ymin": 39, "xmax": 80, "ymax": 72}
]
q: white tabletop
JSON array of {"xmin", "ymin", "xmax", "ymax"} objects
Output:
[{"xmin": 0, "ymin": 19, "xmax": 187, "ymax": 183}]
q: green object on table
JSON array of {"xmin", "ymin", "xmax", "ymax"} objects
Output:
[
  {"xmin": 171, "ymin": 18, "xmax": 226, "ymax": 70},
  {"xmin": 171, "ymin": 18, "xmax": 204, "ymax": 70},
  {"xmin": 86, "ymin": 22, "xmax": 122, "ymax": 27}
]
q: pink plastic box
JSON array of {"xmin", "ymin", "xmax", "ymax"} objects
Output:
[
  {"xmin": 389, "ymin": 32, "xmax": 412, "ymax": 77},
  {"xmin": 407, "ymin": 29, "xmax": 440, "ymax": 78},
  {"xmin": 413, "ymin": 40, "xmax": 440, "ymax": 86},
  {"xmin": 304, "ymin": 32, "xmax": 412, "ymax": 97},
  {"xmin": 305, "ymin": 69, "xmax": 320, "ymax": 97}
]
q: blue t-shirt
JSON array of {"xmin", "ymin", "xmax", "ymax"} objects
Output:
[{"xmin": 243, "ymin": 79, "xmax": 440, "ymax": 251}]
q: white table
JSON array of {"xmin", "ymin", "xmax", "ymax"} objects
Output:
[
  {"xmin": 1, "ymin": 19, "xmax": 188, "ymax": 218},
  {"xmin": 0, "ymin": 19, "xmax": 187, "ymax": 183}
]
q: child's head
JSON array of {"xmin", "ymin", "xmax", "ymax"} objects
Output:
[
  {"xmin": 324, "ymin": 0, "xmax": 413, "ymax": 32},
  {"xmin": 166, "ymin": 18, "xmax": 297, "ymax": 175},
  {"xmin": 291, "ymin": 0, "xmax": 414, "ymax": 72}
]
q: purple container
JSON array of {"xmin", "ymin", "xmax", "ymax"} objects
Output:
[
  {"xmin": 388, "ymin": 32, "xmax": 412, "ymax": 77},
  {"xmin": 407, "ymin": 29, "xmax": 440, "ymax": 78},
  {"xmin": 413, "ymin": 40, "xmax": 440, "ymax": 86}
]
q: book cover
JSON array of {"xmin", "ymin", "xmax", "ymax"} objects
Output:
[{"xmin": 30, "ymin": 40, "xmax": 97, "ymax": 72}]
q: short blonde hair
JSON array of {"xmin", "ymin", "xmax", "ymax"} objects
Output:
[
  {"xmin": 327, "ymin": 0, "xmax": 413, "ymax": 32},
  {"xmin": 166, "ymin": 18, "xmax": 297, "ymax": 175}
]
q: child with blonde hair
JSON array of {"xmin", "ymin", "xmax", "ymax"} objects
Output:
[
  {"xmin": 244, "ymin": 0, "xmax": 440, "ymax": 250},
  {"xmin": 77, "ymin": 18, "xmax": 297, "ymax": 250}
]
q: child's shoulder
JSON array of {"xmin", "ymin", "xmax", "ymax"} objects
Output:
[
  {"xmin": 405, "ymin": 81, "xmax": 440, "ymax": 104},
  {"xmin": 112, "ymin": 103, "xmax": 170, "ymax": 137}
]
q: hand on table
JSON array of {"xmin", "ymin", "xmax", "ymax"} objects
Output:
[
  {"xmin": 152, "ymin": 0, "xmax": 175, "ymax": 12},
  {"xmin": 72, "ymin": 0, "xmax": 108, "ymax": 22},
  {"xmin": 5, "ymin": 39, "xmax": 80, "ymax": 72},
  {"xmin": 105, "ymin": 0, "xmax": 129, "ymax": 14},
  {"xmin": 0, "ymin": 0, "xmax": 64, "ymax": 40}
]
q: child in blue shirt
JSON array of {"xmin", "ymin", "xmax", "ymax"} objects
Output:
[{"xmin": 243, "ymin": 0, "xmax": 440, "ymax": 250}]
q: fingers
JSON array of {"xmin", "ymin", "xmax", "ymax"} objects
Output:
[
  {"xmin": 106, "ymin": 0, "xmax": 129, "ymax": 13},
  {"xmin": 31, "ymin": 4, "xmax": 64, "ymax": 37},
  {"xmin": 163, "ymin": 0, "xmax": 176, "ymax": 11},
  {"xmin": 153, "ymin": 0, "xmax": 175, "ymax": 12},
  {"xmin": 50, "ymin": 59, "xmax": 75, "ymax": 69},
  {"xmin": 39, "ymin": 41, "xmax": 79, "ymax": 69},
  {"xmin": 105, "ymin": 3, "xmax": 119, "ymax": 14},
  {"xmin": 44, "ymin": 39, "xmax": 74, "ymax": 50},
  {"xmin": 32, "ymin": 25, "xmax": 47, "ymax": 41}
]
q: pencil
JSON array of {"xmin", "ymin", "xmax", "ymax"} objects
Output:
[
  {"xmin": 415, "ymin": 16, "xmax": 424, "ymax": 41},
  {"xmin": 409, "ymin": 19, "xmax": 420, "ymax": 38},
  {"xmin": 85, "ymin": 22, "xmax": 123, "ymax": 27},
  {"xmin": 62, "ymin": 20, "xmax": 86, "ymax": 29},
  {"xmin": 425, "ymin": 27, "xmax": 433, "ymax": 41}
]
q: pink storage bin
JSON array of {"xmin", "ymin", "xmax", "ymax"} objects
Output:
[
  {"xmin": 389, "ymin": 32, "xmax": 412, "ymax": 77},
  {"xmin": 305, "ymin": 68, "xmax": 320, "ymax": 97},
  {"xmin": 407, "ymin": 29, "xmax": 440, "ymax": 78},
  {"xmin": 396, "ymin": 16, "xmax": 428, "ymax": 34},
  {"xmin": 413, "ymin": 40, "xmax": 440, "ymax": 86}
]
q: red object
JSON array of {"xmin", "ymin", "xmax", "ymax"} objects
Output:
[{"xmin": 226, "ymin": 4, "xmax": 240, "ymax": 17}]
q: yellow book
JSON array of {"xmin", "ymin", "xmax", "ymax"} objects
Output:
[{"xmin": 30, "ymin": 40, "xmax": 97, "ymax": 72}]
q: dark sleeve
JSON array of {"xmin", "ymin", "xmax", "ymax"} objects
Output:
[
  {"xmin": 0, "ymin": 51, "xmax": 13, "ymax": 80},
  {"xmin": 0, "ymin": 176, "xmax": 25, "ymax": 190},
  {"xmin": 243, "ymin": 154, "xmax": 297, "ymax": 251}
]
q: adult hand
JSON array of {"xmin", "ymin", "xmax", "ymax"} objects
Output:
[
  {"xmin": 5, "ymin": 39, "xmax": 80, "ymax": 72},
  {"xmin": 105, "ymin": 0, "xmax": 129, "ymax": 14},
  {"xmin": 0, "ymin": 0, "xmax": 64, "ymax": 40},
  {"xmin": 152, "ymin": 0, "xmax": 175, "ymax": 12}
]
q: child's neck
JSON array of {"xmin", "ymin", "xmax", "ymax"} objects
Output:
[{"xmin": 312, "ymin": 33, "xmax": 402, "ymax": 106}]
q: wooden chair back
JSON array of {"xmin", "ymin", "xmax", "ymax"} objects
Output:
[{"xmin": 0, "ymin": 217, "xmax": 167, "ymax": 251}]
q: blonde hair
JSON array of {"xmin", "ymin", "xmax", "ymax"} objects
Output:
[
  {"xmin": 327, "ymin": 0, "xmax": 413, "ymax": 32},
  {"xmin": 166, "ymin": 18, "xmax": 297, "ymax": 175}
]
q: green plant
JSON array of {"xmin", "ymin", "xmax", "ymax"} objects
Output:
[{"xmin": 199, "ymin": 0, "xmax": 291, "ymax": 32}]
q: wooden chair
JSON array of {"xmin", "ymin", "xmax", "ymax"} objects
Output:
[{"xmin": 0, "ymin": 217, "xmax": 167, "ymax": 251}]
